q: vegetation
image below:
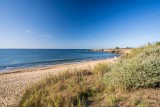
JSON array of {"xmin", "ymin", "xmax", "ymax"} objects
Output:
[
  {"xmin": 19, "ymin": 68, "xmax": 107, "ymax": 107},
  {"xmin": 19, "ymin": 42, "xmax": 160, "ymax": 107},
  {"xmin": 104, "ymin": 43, "xmax": 160, "ymax": 91},
  {"xmin": 115, "ymin": 47, "xmax": 120, "ymax": 50}
]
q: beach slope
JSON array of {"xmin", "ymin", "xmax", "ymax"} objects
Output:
[{"xmin": 0, "ymin": 58, "xmax": 116, "ymax": 107}]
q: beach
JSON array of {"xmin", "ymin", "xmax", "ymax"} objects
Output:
[
  {"xmin": 1, "ymin": 1, "xmax": 159, "ymax": 106},
  {"xmin": 0, "ymin": 58, "xmax": 117, "ymax": 107}
]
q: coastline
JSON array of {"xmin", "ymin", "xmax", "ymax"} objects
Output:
[
  {"xmin": 0, "ymin": 57, "xmax": 118, "ymax": 75},
  {"xmin": 0, "ymin": 58, "xmax": 117, "ymax": 107},
  {"xmin": 0, "ymin": 49, "xmax": 119, "ymax": 73},
  {"xmin": 89, "ymin": 48, "xmax": 132, "ymax": 54}
]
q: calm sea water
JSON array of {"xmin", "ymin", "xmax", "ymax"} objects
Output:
[{"xmin": 0, "ymin": 49, "xmax": 118, "ymax": 71}]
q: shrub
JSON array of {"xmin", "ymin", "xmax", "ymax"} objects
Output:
[
  {"xmin": 155, "ymin": 41, "xmax": 160, "ymax": 46},
  {"xmin": 115, "ymin": 47, "xmax": 120, "ymax": 49},
  {"xmin": 104, "ymin": 45, "xmax": 160, "ymax": 91},
  {"xmin": 126, "ymin": 47, "xmax": 130, "ymax": 49}
]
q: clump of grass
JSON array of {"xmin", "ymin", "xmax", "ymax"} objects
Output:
[
  {"xmin": 19, "ymin": 69, "xmax": 106, "ymax": 107},
  {"xmin": 104, "ymin": 43, "xmax": 160, "ymax": 91},
  {"xmin": 131, "ymin": 97, "xmax": 149, "ymax": 107},
  {"xmin": 93, "ymin": 63, "xmax": 111, "ymax": 74},
  {"xmin": 106, "ymin": 95, "xmax": 119, "ymax": 107}
]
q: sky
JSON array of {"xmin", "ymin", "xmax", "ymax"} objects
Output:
[{"xmin": 0, "ymin": 0, "xmax": 160, "ymax": 49}]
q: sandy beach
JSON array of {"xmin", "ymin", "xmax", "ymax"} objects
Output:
[{"xmin": 0, "ymin": 58, "xmax": 117, "ymax": 107}]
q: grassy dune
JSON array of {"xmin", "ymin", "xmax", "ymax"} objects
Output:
[
  {"xmin": 19, "ymin": 69, "xmax": 106, "ymax": 107},
  {"xmin": 19, "ymin": 42, "xmax": 160, "ymax": 107}
]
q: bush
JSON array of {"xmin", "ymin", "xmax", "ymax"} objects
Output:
[
  {"xmin": 104, "ymin": 45, "xmax": 160, "ymax": 91},
  {"xmin": 115, "ymin": 47, "xmax": 120, "ymax": 49},
  {"xmin": 155, "ymin": 41, "xmax": 160, "ymax": 46}
]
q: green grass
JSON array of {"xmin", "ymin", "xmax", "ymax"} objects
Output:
[
  {"xmin": 18, "ymin": 42, "xmax": 160, "ymax": 107},
  {"xmin": 104, "ymin": 43, "xmax": 160, "ymax": 91}
]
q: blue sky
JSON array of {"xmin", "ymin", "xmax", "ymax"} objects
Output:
[{"xmin": 0, "ymin": 0, "xmax": 160, "ymax": 49}]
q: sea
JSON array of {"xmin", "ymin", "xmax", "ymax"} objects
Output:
[{"xmin": 0, "ymin": 49, "xmax": 119, "ymax": 72}]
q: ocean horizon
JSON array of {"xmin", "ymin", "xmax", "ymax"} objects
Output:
[{"xmin": 0, "ymin": 49, "xmax": 118, "ymax": 71}]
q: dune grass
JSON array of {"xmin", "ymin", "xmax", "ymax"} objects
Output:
[
  {"xmin": 19, "ymin": 68, "xmax": 107, "ymax": 107},
  {"xmin": 19, "ymin": 42, "xmax": 160, "ymax": 107}
]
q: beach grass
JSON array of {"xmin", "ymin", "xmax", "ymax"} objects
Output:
[
  {"xmin": 19, "ymin": 68, "xmax": 106, "ymax": 107},
  {"xmin": 19, "ymin": 42, "xmax": 160, "ymax": 107}
]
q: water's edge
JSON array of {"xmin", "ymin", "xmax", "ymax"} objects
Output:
[
  {"xmin": 0, "ymin": 49, "xmax": 119, "ymax": 72},
  {"xmin": 0, "ymin": 57, "xmax": 117, "ymax": 74}
]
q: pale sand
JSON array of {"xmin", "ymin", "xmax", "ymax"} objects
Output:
[{"xmin": 0, "ymin": 58, "xmax": 117, "ymax": 107}]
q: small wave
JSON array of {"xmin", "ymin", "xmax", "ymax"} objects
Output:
[{"xmin": 0, "ymin": 58, "xmax": 87, "ymax": 70}]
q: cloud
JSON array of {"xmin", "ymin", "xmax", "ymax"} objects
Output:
[
  {"xmin": 25, "ymin": 30, "xmax": 53, "ymax": 38},
  {"xmin": 25, "ymin": 30, "xmax": 35, "ymax": 34}
]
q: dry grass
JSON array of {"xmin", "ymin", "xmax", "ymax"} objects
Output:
[
  {"xmin": 19, "ymin": 65, "xmax": 160, "ymax": 107},
  {"xmin": 18, "ymin": 68, "xmax": 107, "ymax": 107},
  {"xmin": 18, "ymin": 42, "xmax": 160, "ymax": 107}
]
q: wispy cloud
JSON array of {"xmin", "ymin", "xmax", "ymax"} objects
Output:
[
  {"xmin": 25, "ymin": 30, "xmax": 35, "ymax": 34},
  {"xmin": 25, "ymin": 30, "xmax": 53, "ymax": 38}
]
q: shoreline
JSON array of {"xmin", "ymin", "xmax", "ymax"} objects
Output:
[
  {"xmin": 0, "ymin": 58, "xmax": 117, "ymax": 107},
  {"xmin": 0, "ymin": 57, "xmax": 118, "ymax": 75},
  {"xmin": 89, "ymin": 48, "xmax": 133, "ymax": 54},
  {"xmin": 0, "ymin": 48, "xmax": 126, "ymax": 74}
]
